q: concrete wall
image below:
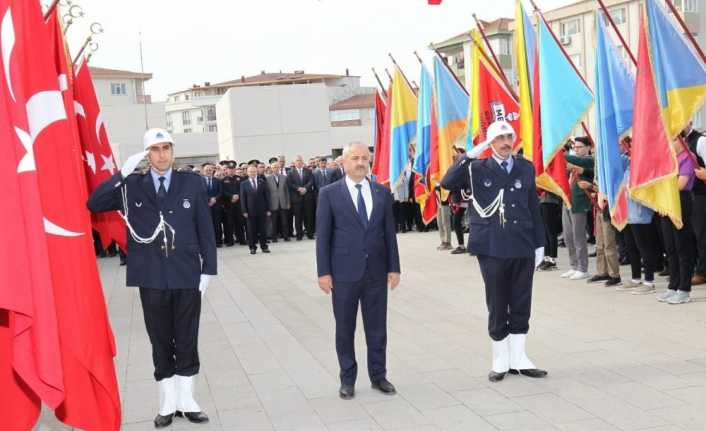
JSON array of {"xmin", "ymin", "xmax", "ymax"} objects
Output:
[
  {"xmin": 101, "ymin": 102, "xmax": 166, "ymax": 165},
  {"xmin": 171, "ymin": 132, "xmax": 218, "ymax": 159}
]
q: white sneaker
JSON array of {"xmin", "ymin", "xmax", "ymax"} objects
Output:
[
  {"xmin": 667, "ymin": 291, "xmax": 691, "ymax": 304},
  {"xmin": 657, "ymin": 290, "xmax": 676, "ymax": 302},
  {"xmin": 616, "ymin": 279, "xmax": 641, "ymax": 292},
  {"xmin": 569, "ymin": 271, "xmax": 589, "ymax": 280},
  {"xmin": 631, "ymin": 282, "xmax": 656, "ymax": 295},
  {"xmin": 560, "ymin": 270, "xmax": 576, "ymax": 278}
]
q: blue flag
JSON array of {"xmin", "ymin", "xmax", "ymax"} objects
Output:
[{"xmin": 413, "ymin": 65, "xmax": 433, "ymax": 175}]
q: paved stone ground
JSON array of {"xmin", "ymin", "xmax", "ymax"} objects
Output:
[{"xmin": 35, "ymin": 231, "xmax": 706, "ymax": 430}]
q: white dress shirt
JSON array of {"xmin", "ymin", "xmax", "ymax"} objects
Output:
[{"xmin": 345, "ymin": 175, "xmax": 373, "ymax": 219}]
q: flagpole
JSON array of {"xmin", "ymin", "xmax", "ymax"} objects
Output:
[
  {"xmin": 413, "ymin": 51, "xmax": 424, "ymax": 65},
  {"xmin": 663, "ymin": 0, "xmax": 706, "ymax": 63},
  {"xmin": 43, "ymin": 0, "xmax": 60, "ymax": 21},
  {"xmin": 371, "ymin": 68, "xmax": 387, "ymax": 98},
  {"xmin": 595, "ymin": 0, "xmax": 637, "ymax": 66},
  {"xmin": 388, "ymin": 53, "xmax": 415, "ymax": 93},
  {"xmin": 472, "ymin": 13, "xmax": 516, "ymax": 93}
]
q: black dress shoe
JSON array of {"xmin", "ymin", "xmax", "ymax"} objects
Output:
[
  {"xmin": 339, "ymin": 384, "xmax": 355, "ymax": 400},
  {"xmin": 371, "ymin": 379, "xmax": 396, "ymax": 394},
  {"xmin": 153, "ymin": 413, "xmax": 174, "ymax": 428},
  {"xmin": 250, "ymin": 249, "xmax": 256, "ymax": 255},
  {"xmin": 271, "ymin": 238, "xmax": 278, "ymax": 243},
  {"xmin": 175, "ymin": 410, "xmax": 209, "ymax": 424},
  {"xmin": 216, "ymin": 243, "xmax": 223, "ymax": 248},
  {"xmin": 225, "ymin": 243, "xmax": 235, "ymax": 247},
  {"xmin": 239, "ymin": 241, "xmax": 247, "ymax": 246},
  {"xmin": 262, "ymin": 248, "xmax": 271, "ymax": 253},
  {"xmin": 296, "ymin": 236, "xmax": 303, "ymax": 241},
  {"xmin": 508, "ymin": 368, "xmax": 548, "ymax": 378},
  {"xmin": 488, "ymin": 371, "xmax": 506, "ymax": 382},
  {"xmin": 284, "ymin": 237, "xmax": 291, "ymax": 242}
]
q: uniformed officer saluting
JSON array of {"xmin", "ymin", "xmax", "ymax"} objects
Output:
[
  {"xmin": 441, "ymin": 120, "xmax": 547, "ymax": 383},
  {"xmin": 88, "ymin": 129, "xmax": 216, "ymax": 428}
]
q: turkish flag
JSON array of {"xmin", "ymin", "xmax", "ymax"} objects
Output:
[
  {"xmin": 73, "ymin": 59, "xmax": 127, "ymax": 251},
  {"xmin": 0, "ymin": 2, "xmax": 66, "ymax": 430},
  {"xmin": 428, "ymin": 0, "xmax": 443, "ymax": 4},
  {"xmin": 44, "ymin": 8, "xmax": 121, "ymax": 430}
]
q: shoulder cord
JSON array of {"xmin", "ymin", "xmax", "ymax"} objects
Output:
[
  {"xmin": 464, "ymin": 162, "xmax": 506, "ymax": 227},
  {"xmin": 118, "ymin": 182, "xmax": 176, "ymax": 256}
]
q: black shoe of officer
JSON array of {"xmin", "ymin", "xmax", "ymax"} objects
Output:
[
  {"xmin": 339, "ymin": 384, "xmax": 355, "ymax": 400},
  {"xmin": 153, "ymin": 413, "xmax": 174, "ymax": 428},
  {"xmin": 262, "ymin": 247, "xmax": 271, "ymax": 253},
  {"xmin": 508, "ymin": 368, "xmax": 548, "ymax": 378},
  {"xmin": 175, "ymin": 410, "xmax": 210, "ymax": 424},
  {"xmin": 250, "ymin": 249, "xmax": 256, "ymax": 255},
  {"xmin": 371, "ymin": 379, "xmax": 396, "ymax": 395},
  {"xmin": 488, "ymin": 371, "xmax": 506, "ymax": 382}
]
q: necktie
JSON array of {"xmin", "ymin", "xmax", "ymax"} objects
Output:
[
  {"xmin": 323, "ymin": 169, "xmax": 327, "ymax": 181},
  {"xmin": 299, "ymin": 168, "xmax": 303, "ymax": 178},
  {"xmin": 501, "ymin": 161, "xmax": 509, "ymax": 174},
  {"xmin": 355, "ymin": 184, "xmax": 368, "ymax": 228},
  {"xmin": 275, "ymin": 175, "xmax": 279, "ymax": 186},
  {"xmin": 251, "ymin": 178, "xmax": 256, "ymax": 190},
  {"xmin": 158, "ymin": 176, "xmax": 167, "ymax": 201}
]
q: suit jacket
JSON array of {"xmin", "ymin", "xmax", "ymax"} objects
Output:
[
  {"xmin": 287, "ymin": 167, "xmax": 314, "ymax": 203},
  {"xmin": 316, "ymin": 178, "xmax": 400, "ymax": 283},
  {"xmin": 87, "ymin": 171, "xmax": 217, "ymax": 289},
  {"xmin": 441, "ymin": 156, "xmax": 544, "ymax": 258},
  {"xmin": 203, "ymin": 176, "xmax": 222, "ymax": 200},
  {"xmin": 266, "ymin": 174, "xmax": 290, "ymax": 210},
  {"xmin": 313, "ymin": 168, "xmax": 334, "ymax": 192},
  {"xmin": 330, "ymin": 167, "xmax": 344, "ymax": 183},
  {"xmin": 240, "ymin": 176, "xmax": 271, "ymax": 216}
]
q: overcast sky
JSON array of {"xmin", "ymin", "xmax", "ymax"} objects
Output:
[{"xmin": 63, "ymin": 0, "xmax": 573, "ymax": 101}]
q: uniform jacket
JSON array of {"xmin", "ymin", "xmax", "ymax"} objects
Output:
[
  {"xmin": 316, "ymin": 178, "xmax": 400, "ymax": 283},
  {"xmin": 221, "ymin": 175, "xmax": 241, "ymax": 208},
  {"xmin": 266, "ymin": 173, "xmax": 290, "ymax": 210},
  {"xmin": 240, "ymin": 176, "xmax": 271, "ymax": 216},
  {"xmin": 287, "ymin": 167, "xmax": 314, "ymax": 203},
  {"xmin": 441, "ymin": 156, "xmax": 545, "ymax": 258},
  {"xmin": 87, "ymin": 171, "xmax": 217, "ymax": 289}
]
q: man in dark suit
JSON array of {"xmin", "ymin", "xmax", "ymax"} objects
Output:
[
  {"xmin": 240, "ymin": 165, "xmax": 271, "ymax": 254},
  {"xmin": 288, "ymin": 155, "xmax": 315, "ymax": 240},
  {"xmin": 88, "ymin": 128, "xmax": 214, "ymax": 427},
  {"xmin": 202, "ymin": 162, "xmax": 223, "ymax": 247},
  {"xmin": 441, "ymin": 120, "xmax": 547, "ymax": 383},
  {"xmin": 329, "ymin": 156, "xmax": 344, "ymax": 182},
  {"xmin": 316, "ymin": 142, "xmax": 400, "ymax": 400},
  {"xmin": 313, "ymin": 157, "xmax": 333, "ymax": 192}
]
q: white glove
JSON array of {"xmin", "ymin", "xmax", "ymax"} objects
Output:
[
  {"xmin": 120, "ymin": 150, "xmax": 148, "ymax": 178},
  {"xmin": 467, "ymin": 141, "xmax": 490, "ymax": 159},
  {"xmin": 534, "ymin": 247, "xmax": 545, "ymax": 270},
  {"xmin": 199, "ymin": 274, "xmax": 212, "ymax": 297}
]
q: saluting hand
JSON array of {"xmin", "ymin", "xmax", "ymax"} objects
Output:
[
  {"xmin": 318, "ymin": 275, "xmax": 333, "ymax": 294},
  {"xmin": 388, "ymin": 272, "xmax": 400, "ymax": 290}
]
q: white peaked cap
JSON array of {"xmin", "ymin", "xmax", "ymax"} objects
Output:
[
  {"xmin": 143, "ymin": 128, "xmax": 174, "ymax": 150},
  {"xmin": 483, "ymin": 120, "xmax": 516, "ymax": 147}
]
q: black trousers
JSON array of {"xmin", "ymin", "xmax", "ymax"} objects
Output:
[
  {"xmin": 292, "ymin": 201, "xmax": 305, "ymax": 239},
  {"xmin": 246, "ymin": 214, "xmax": 268, "ymax": 250},
  {"xmin": 232, "ymin": 204, "xmax": 246, "ymax": 244},
  {"xmin": 452, "ymin": 207, "xmax": 466, "ymax": 246},
  {"xmin": 692, "ymin": 194, "xmax": 706, "ymax": 275},
  {"xmin": 304, "ymin": 196, "xmax": 316, "ymax": 237},
  {"xmin": 211, "ymin": 205, "xmax": 223, "ymax": 245},
  {"xmin": 477, "ymin": 255, "xmax": 534, "ymax": 341},
  {"xmin": 332, "ymin": 269, "xmax": 387, "ymax": 386},
  {"xmin": 541, "ymin": 202, "xmax": 562, "ymax": 258},
  {"xmin": 222, "ymin": 204, "xmax": 235, "ymax": 245},
  {"xmin": 139, "ymin": 288, "xmax": 201, "ymax": 381},
  {"xmin": 660, "ymin": 192, "xmax": 696, "ymax": 292},
  {"xmin": 393, "ymin": 202, "xmax": 412, "ymax": 232},
  {"xmin": 624, "ymin": 223, "xmax": 660, "ymax": 282},
  {"xmin": 270, "ymin": 208, "xmax": 290, "ymax": 239}
]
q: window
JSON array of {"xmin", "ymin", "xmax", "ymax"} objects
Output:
[
  {"xmin": 684, "ymin": 0, "xmax": 697, "ymax": 12},
  {"xmin": 207, "ymin": 124, "xmax": 218, "ymax": 132},
  {"xmin": 491, "ymin": 38, "xmax": 510, "ymax": 56},
  {"xmin": 185, "ymin": 94, "xmax": 190, "ymax": 101},
  {"xmin": 183, "ymin": 128, "xmax": 191, "ymax": 133},
  {"xmin": 110, "ymin": 83, "xmax": 127, "ymax": 95},
  {"xmin": 193, "ymin": 91, "xmax": 203, "ymax": 98},
  {"xmin": 182, "ymin": 111, "xmax": 191, "ymax": 126},
  {"xmin": 330, "ymin": 109, "xmax": 361, "ymax": 122},
  {"xmin": 560, "ymin": 18, "xmax": 581, "ymax": 36},
  {"xmin": 216, "ymin": 87, "xmax": 227, "ymax": 95},
  {"xmin": 609, "ymin": 7, "xmax": 626, "ymax": 25},
  {"xmin": 206, "ymin": 106, "xmax": 216, "ymax": 121}
]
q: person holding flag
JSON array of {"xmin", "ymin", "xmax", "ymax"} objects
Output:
[
  {"xmin": 441, "ymin": 120, "xmax": 547, "ymax": 383},
  {"xmin": 88, "ymin": 129, "xmax": 216, "ymax": 428}
]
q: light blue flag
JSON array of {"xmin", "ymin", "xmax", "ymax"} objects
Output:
[
  {"xmin": 414, "ymin": 65, "xmax": 433, "ymax": 175},
  {"xmin": 538, "ymin": 17, "xmax": 593, "ymax": 165},
  {"xmin": 594, "ymin": 14, "xmax": 635, "ymax": 227}
]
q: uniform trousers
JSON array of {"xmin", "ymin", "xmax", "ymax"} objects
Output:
[
  {"xmin": 211, "ymin": 205, "xmax": 223, "ymax": 246},
  {"xmin": 452, "ymin": 207, "xmax": 466, "ymax": 246},
  {"xmin": 222, "ymin": 204, "xmax": 236, "ymax": 245},
  {"xmin": 477, "ymin": 255, "xmax": 534, "ymax": 341},
  {"xmin": 331, "ymin": 267, "xmax": 387, "ymax": 386},
  {"xmin": 139, "ymin": 288, "xmax": 201, "ymax": 381}
]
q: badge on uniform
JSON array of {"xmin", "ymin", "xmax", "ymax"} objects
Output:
[
  {"xmin": 514, "ymin": 179, "xmax": 522, "ymax": 189},
  {"xmin": 183, "ymin": 199, "xmax": 191, "ymax": 209},
  {"xmin": 135, "ymin": 201, "xmax": 142, "ymax": 208},
  {"xmin": 484, "ymin": 179, "xmax": 492, "ymax": 188}
]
